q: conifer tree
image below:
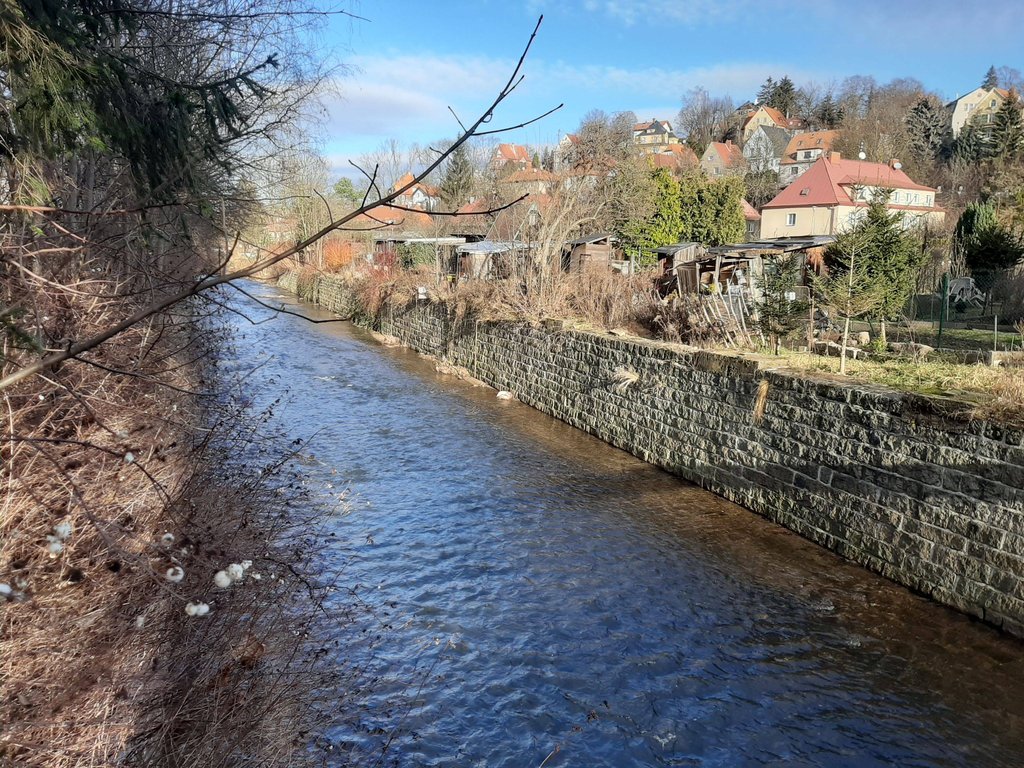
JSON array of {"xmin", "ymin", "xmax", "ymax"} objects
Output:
[
  {"xmin": 905, "ymin": 98, "xmax": 949, "ymax": 164},
  {"xmin": 816, "ymin": 225, "xmax": 886, "ymax": 373},
  {"xmin": 754, "ymin": 254, "xmax": 809, "ymax": 354},
  {"xmin": 991, "ymin": 90, "xmax": 1024, "ymax": 160},
  {"xmin": 983, "ymin": 66, "xmax": 999, "ymax": 90},
  {"xmin": 439, "ymin": 143, "xmax": 475, "ymax": 209},
  {"xmin": 815, "ymin": 94, "xmax": 844, "ymax": 129},
  {"xmin": 859, "ymin": 198, "xmax": 924, "ymax": 344},
  {"xmin": 770, "ymin": 77, "xmax": 797, "ymax": 118}
]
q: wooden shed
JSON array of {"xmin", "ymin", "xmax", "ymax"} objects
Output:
[{"xmin": 564, "ymin": 232, "xmax": 617, "ymax": 273}]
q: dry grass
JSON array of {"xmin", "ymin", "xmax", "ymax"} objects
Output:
[
  {"xmin": 772, "ymin": 350, "xmax": 1024, "ymax": 427},
  {"xmin": 1, "ymin": 231, "xmax": 352, "ymax": 766}
]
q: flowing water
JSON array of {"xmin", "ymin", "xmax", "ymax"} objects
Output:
[{"xmin": 226, "ymin": 282, "xmax": 1024, "ymax": 767}]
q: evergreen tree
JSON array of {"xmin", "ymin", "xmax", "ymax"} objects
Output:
[
  {"xmin": 333, "ymin": 177, "xmax": 364, "ymax": 205},
  {"xmin": 991, "ymin": 90, "xmax": 1024, "ymax": 160},
  {"xmin": 756, "ymin": 77, "xmax": 776, "ymax": 106},
  {"xmin": 955, "ymin": 202, "xmax": 1024, "ymax": 276},
  {"xmin": 678, "ymin": 173, "xmax": 746, "ymax": 246},
  {"xmin": 905, "ymin": 98, "xmax": 950, "ymax": 164},
  {"xmin": 815, "ymin": 94, "xmax": 844, "ymax": 129},
  {"xmin": 953, "ymin": 121, "xmax": 993, "ymax": 163},
  {"xmin": 859, "ymin": 197, "xmax": 924, "ymax": 343},
  {"xmin": 766, "ymin": 76, "xmax": 797, "ymax": 118},
  {"xmin": 754, "ymin": 255, "xmax": 810, "ymax": 354},
  {"xmin": 816, "ymin": 224, "xmax": 887, "ymax": 374},
  {"xmin": 619, "ymin": 168, "xmax": 682, "ymax": 262},
  {"xmin": 983, "ymin": 66, "xmax": 999, "ymax": 90},
  {"xmin": 439, "ymin": 144, "xmax": 475, "ymax": 209}
]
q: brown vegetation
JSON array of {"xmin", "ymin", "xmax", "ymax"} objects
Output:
[{"xmin": 0, "ymin": 236, "xmax": 349, "ymax": 766}]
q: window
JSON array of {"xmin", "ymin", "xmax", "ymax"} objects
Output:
[
  {"xmin": 913, "ymin": 193, "xmax": 919, "ymax": 204},
  {"xmin": 803, "ymin": 151, "xmax": 812, "ymax": 159},
  {"xmin": 791, "ymin": 167, "xmax": 799, "ymax": 175},
  {"xmin": 786, "ymin": 213, "xmax": 797, "ymax": 226},
  {"xmin": 991, "ymin": 99, "xmax": 997, "ymax": 108},
  {"xmin": 926, "ymin": 195, "xmax": 932, "ymax": 206}
]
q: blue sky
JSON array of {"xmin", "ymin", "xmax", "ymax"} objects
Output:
[{"xmin": 317, "ymin": 0, "xmax": 1023, "ymax": 179}]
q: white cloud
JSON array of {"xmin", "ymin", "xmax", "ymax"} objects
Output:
[{"xmin": 321, "ymin": 53, "xmax": 514, "ymax": 142}]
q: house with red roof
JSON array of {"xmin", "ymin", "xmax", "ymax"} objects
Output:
[
  {"xmin": 389, "ymin": 172, "xmax": 440, "ymax": 212},
  {"xmin": 699, "ymin": 140, "xmax": 746, "ymax": 177},
  {"xmin": 500, "ymin": 167, "xmax": 558, "ymax": 195},
  {"xmin": 742, "ymin": 199, "xmax": 761, "ymax": 241},
  {"xmin": 741, "ymin": 105, "xmax": 803, "ymax": 142},
  {"xmin": 779, "ymin": 130, "xmax": 841, "ymax": 184},
  {"xmin": 649, "ymin": 143, "xmax": 699, "ymax": 176},
  {"xmin": 492, "ymin": 143, "xmax": 533, "ymax": 171},
  {"xmin": 760, "ymin": 153, "xmax": 944, "ymax": 238}
]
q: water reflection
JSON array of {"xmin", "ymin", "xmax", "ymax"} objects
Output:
[{"xmin": 228, "ymin": 283, "xmax": 1024, "ymax": 767}]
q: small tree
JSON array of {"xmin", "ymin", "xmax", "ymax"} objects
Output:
[
  {"xmin": 754, "ymin": 254, "xmax": 810, "ymax": 354},
  {"xmin": 991, "ymin": 89, "xmax": 1024, "ymax": 161},
  {"xmin": 983, "ymin": 66, "xmax": 999, "ymax": 90},
  {"xmin": 439, "ymin": 143, "xmax": 475, "ymax": 209},
  {"xmin": 860, "ymin": 197, "xmax": 925, "ymax": 345},
  {"xmin": 956, "ymin": 201, "xmax": 1024, "ymax": 278},
  {"xmin": 333, "ymin": 177, "xmax": 365, "ymax": 206},
  {"xmin": 815, "ymin": 227, "xmax": 887, "ymax": 374}
]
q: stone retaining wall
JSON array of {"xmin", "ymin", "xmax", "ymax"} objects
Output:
[{"xmin": 285, "ymin": 273, "xmax": 1024, "ymax": 637}]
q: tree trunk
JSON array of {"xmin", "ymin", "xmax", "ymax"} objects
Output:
[
  {"xmin": 840, "ymin": 315, "xmax": 851, "ymax": 375},
  {"xmin": 879, "ymin": 317, "xmax": 887, "ymax": 347}
]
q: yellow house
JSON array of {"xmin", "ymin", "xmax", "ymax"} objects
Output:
[
  {"xmin": 760, "ymin": 153, "xmax": 944, "ymax": 238},
  {"xmin": 947, "ymin": 87, "xmax": 1013, "ymax": 136},
  {"xmin": 741, "ymin": 105, "xmax": 802, "ymax": 142}
]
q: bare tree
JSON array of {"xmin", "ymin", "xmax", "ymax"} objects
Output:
[
  {"xmin": 0, "ymin": 16, "xmax": 562, "ymax": 390},
  {"xmin": 677, "ymin": 87, "xmax": 734, "ymax": 155}
]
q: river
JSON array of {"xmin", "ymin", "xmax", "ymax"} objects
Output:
[{"xmin": 225, "ymin": 281, "xmax": 1024, "ymax": 767}]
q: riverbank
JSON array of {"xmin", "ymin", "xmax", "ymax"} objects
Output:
[
  {"xmin": 0, "ymin": 286, "xmax": 335, "ymax": 766},
  {"xmin": 277, "ymin": 268, "xmax": 1024, "ymax": 639}
]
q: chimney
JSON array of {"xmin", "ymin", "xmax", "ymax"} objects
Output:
[
  {"xmin": 827, "ymin": 151, "xmax": 841, "ymax": 162},
  {"xmin": 889, "ymin": 158, "xmax": 902, "ymax": 170}
]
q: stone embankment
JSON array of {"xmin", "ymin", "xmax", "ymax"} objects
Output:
[{"xmin": 284, "ymin": 272, "xmax": 1024, "ymax": 638}]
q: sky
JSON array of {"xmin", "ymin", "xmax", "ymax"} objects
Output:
[{"xmin": 314, "ymin": 0, "xmax": 1024, "ymax": 180}]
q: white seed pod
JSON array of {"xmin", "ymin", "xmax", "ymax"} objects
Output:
[
  {"xmin": 124, "ymin": 452, "xmax": 135, "ymax": 464},
  {"xmin": 249, "ymin": 573, "xmax": 262, "ymax": 581},
  {"xmin": 160, "ymin": 532, "xmax": 176, "ymax": 546},
  {"xmin": 239, "ymin": 560, "xmax": 253, "ymax": 571},
  {"xmin": 226, "ymin": 563, "xmax": 245, "ymax": 582},
  {"xmin": 46, "ymin": 539, "xmax": 64, "ymax": 557},
  {"xmin": 135, "ymin": 615, "xmax": 146, "ymax": 628},
  {"xmin": 164, "ymin": 566, "xmax": 185, "ymax": 583},
  {"xmin": 0, "ymin": 583, "xmax": 12, "ymax": 598},
  {"xmin": 53, "ymin": 521, "xmax": 74, "ymax": 540},
  {"xmin": 184, "ymin": 601, "xmax": 210, "ymax": 617},
  {"xmin": 213, "ymin": 570, "xmax": 232, "ymax": 589}
]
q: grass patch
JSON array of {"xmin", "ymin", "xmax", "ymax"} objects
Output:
[{"xmin": 772, "ymin": 350, "xmax": 1024, "ymax": 426}]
